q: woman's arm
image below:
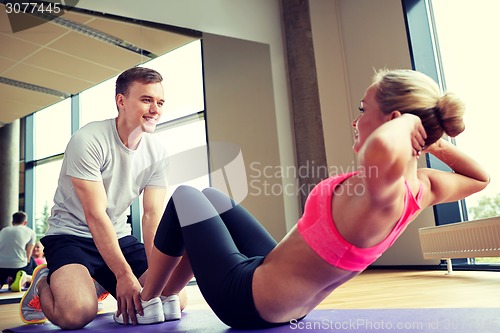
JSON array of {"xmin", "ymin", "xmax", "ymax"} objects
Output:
[
  {"xmin": 358, "ymin": 113, "xmax": 426, "ymax": 206},
  {"xmin": 419, "ymin": 138, "xmax": 490, "ymax": 205}
]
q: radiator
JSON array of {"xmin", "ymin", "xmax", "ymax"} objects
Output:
[{"xmin": 418, "ymin": 217, "xmax": 500, "ymax": 273}]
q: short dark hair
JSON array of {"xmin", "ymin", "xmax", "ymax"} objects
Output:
[
  {"xmin": 115, "ymin": 67, "xmax": 163, "ymax": 97},
  {"xmin": 12, "ymin": 211, "xmax": 27, "ymax": 225}
]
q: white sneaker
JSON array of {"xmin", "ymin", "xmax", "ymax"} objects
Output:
[
  {"xmin": 113, "ymin": 297, "xmax": 165, "ymax": 325},
  {"xmin": 161, "ymin": 295, "xmax": 181, "ymax": 321}
]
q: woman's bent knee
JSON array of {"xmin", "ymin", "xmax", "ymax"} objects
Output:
[
  {"xmin": 173, "ymin": 185, "xmax": 199, "ymax": 197},
  {"xmin": 202, "ymin": 187, "xmax": 235, "ymax": 214},
  {"xmin": 173, "ymin": 186, "xmax": 218, "ymax": 227}
]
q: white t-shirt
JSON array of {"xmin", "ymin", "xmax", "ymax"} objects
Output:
[
  {"xmin": 45, "ymin": 118, "xmax": 168, "ymax": 239},
  {"xmin": 0, "ymin": 225, "xmax": 36, "ymax": 269}
]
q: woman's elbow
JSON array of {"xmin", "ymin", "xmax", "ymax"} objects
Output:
[
  {"xmin": 470, "ymin": 176, "xmax": 490, "ymax": 196},
  {"xmin": 479, "ymin": 175, "xmax": 490, "ymax": 191}
]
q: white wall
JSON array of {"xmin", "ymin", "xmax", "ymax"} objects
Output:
[{"xmin": 201, "ymin": 34, "xmax": 287, "ymax": 239}]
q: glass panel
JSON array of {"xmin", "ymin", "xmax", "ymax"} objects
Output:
[
  {"xmin": 141, "ymin": 40, "xmax": 204, "ymax": 123},
  {"xmin": 154, "ymin": 118, "xmax": 209, "ymax": 197},
  {"xmin": 432, "ymin": 0, "xmax": 500, "ymax": 264},
  {"xmin": 136, "ymin": 119, "xmax": 209, "ymax": 230},
  {"xmin": 33, "ymin": 158, "xmax": 63, "ymax": 239},
  {"xmin": 33, "ymin": 99, "xmax": 71, "ymax": 159},
  {"xmin": 80, "ymin": 76, "xmax": 119, "ymax": 127}
]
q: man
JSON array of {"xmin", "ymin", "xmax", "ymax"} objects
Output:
[
  {"xmin": 20, "ymin": 67, "xmax": 182, "ymax": 329},
  {"xmin": 0, "ymin": 212, "xmax": 36, "ymax": 292}
]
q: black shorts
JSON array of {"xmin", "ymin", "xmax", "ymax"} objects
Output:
[
  {"xmin": 41, "ymin": 235, "xmax": 147, "ymax": 297},
  {"xmin": 0, "ymin": 267, "xmax": 21, "ymax": 285},
  {"xmin": 0, "ymin": 257, "xmax": 38, "ymax": 285}
]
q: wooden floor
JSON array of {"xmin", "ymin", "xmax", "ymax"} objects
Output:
[{"xmin": 1, "ymin": 269, "xmax": 499, "ymax": 331}]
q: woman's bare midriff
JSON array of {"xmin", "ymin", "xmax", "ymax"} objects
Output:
[{"xmin": 252, "ymin": 226, "xmax": 360, "ymax": 323}]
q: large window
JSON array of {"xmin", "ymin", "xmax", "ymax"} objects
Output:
[
  {"xmin": 431, "ymin": 0, "xmax": 500, "ymax": 220},
  {"xmin": 154, "ymin": 117, "xmax": 209, "ymax": 196},
  {"xmin": 33, "ymin": 99, "xmax": 71, "ymax": 160},
  {"xmin": 30, "ymin": 100, "xmax": 71, "ymax": 239},
  {"xmin": 80, "ymin": 77, "xmax": 118, "ymax": 127},
  {"xmin": 33, "ymin": 158, "xmax": 63, "ymax": 239},
  {"xmin": 405, "ymin": 0, "xmax": 500, "ymax": 268}
]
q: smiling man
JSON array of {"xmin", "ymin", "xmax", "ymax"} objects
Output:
[{"xmin": 20, "ymin": 67, "xmax": 182, "ymax": 329}]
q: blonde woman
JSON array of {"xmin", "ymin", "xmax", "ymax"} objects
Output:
[{"xmin": 118, "ymin": 69, "xmax": 489, "ymax": 328}]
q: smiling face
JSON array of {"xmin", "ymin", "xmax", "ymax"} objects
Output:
[
  {"xmin": 352, "ymin": 84, "xmax": 389, "ymax": 153},
  {"xmin": 33, "ymin": 242, "xmax": 44, "ymax": 258},
  {"xmin": 116, "ymin": 80, "xmax": 165, "ymax": 136}
]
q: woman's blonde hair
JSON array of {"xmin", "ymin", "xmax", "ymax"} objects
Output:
[{"xmin": 372, "ymin": 69, "xmax": 465, "ymax": 146}]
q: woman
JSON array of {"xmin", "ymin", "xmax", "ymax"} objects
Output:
[
  {"xmin": 115, "ymin": 69, "xmax": 489, "ymax": 328},
  {"xmin": 32, "ymin": 241, "xmax": 46, "ymax": 266}
]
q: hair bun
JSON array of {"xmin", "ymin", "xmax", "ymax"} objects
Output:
[{"xmin": 435, "ymin": 93, "xmax": 466, "ymax": 137}]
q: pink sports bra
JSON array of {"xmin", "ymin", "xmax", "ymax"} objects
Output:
[{"xmin": 297, "ymin": 172, "xmax": 423, "ymax": 271}]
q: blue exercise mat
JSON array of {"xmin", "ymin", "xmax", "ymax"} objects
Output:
[{"xmin": 4, "ymin": 308, "xmax": 500, "ymax": 332}]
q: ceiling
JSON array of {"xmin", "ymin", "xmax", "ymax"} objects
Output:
[{"xmin": 0, "ymin": 3, "xmax": 199, "ymax": 126}]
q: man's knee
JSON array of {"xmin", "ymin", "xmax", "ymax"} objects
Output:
[
  {"xmin": 47, "ymin": 264, "xmax": 97, "ymax": 329},
  {"xmin": 53, "ymin": 300, "xmax": 96, "ymax": 329}
]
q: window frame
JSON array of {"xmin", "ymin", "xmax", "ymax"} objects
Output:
[{"xmin": 402, "ymin": 0, "xmax": 467, "ymax": 227}]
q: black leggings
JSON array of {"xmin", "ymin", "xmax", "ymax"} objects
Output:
[{"xmin": 154, "ymin": 185, "xmax": 287, "ymax": 329}]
